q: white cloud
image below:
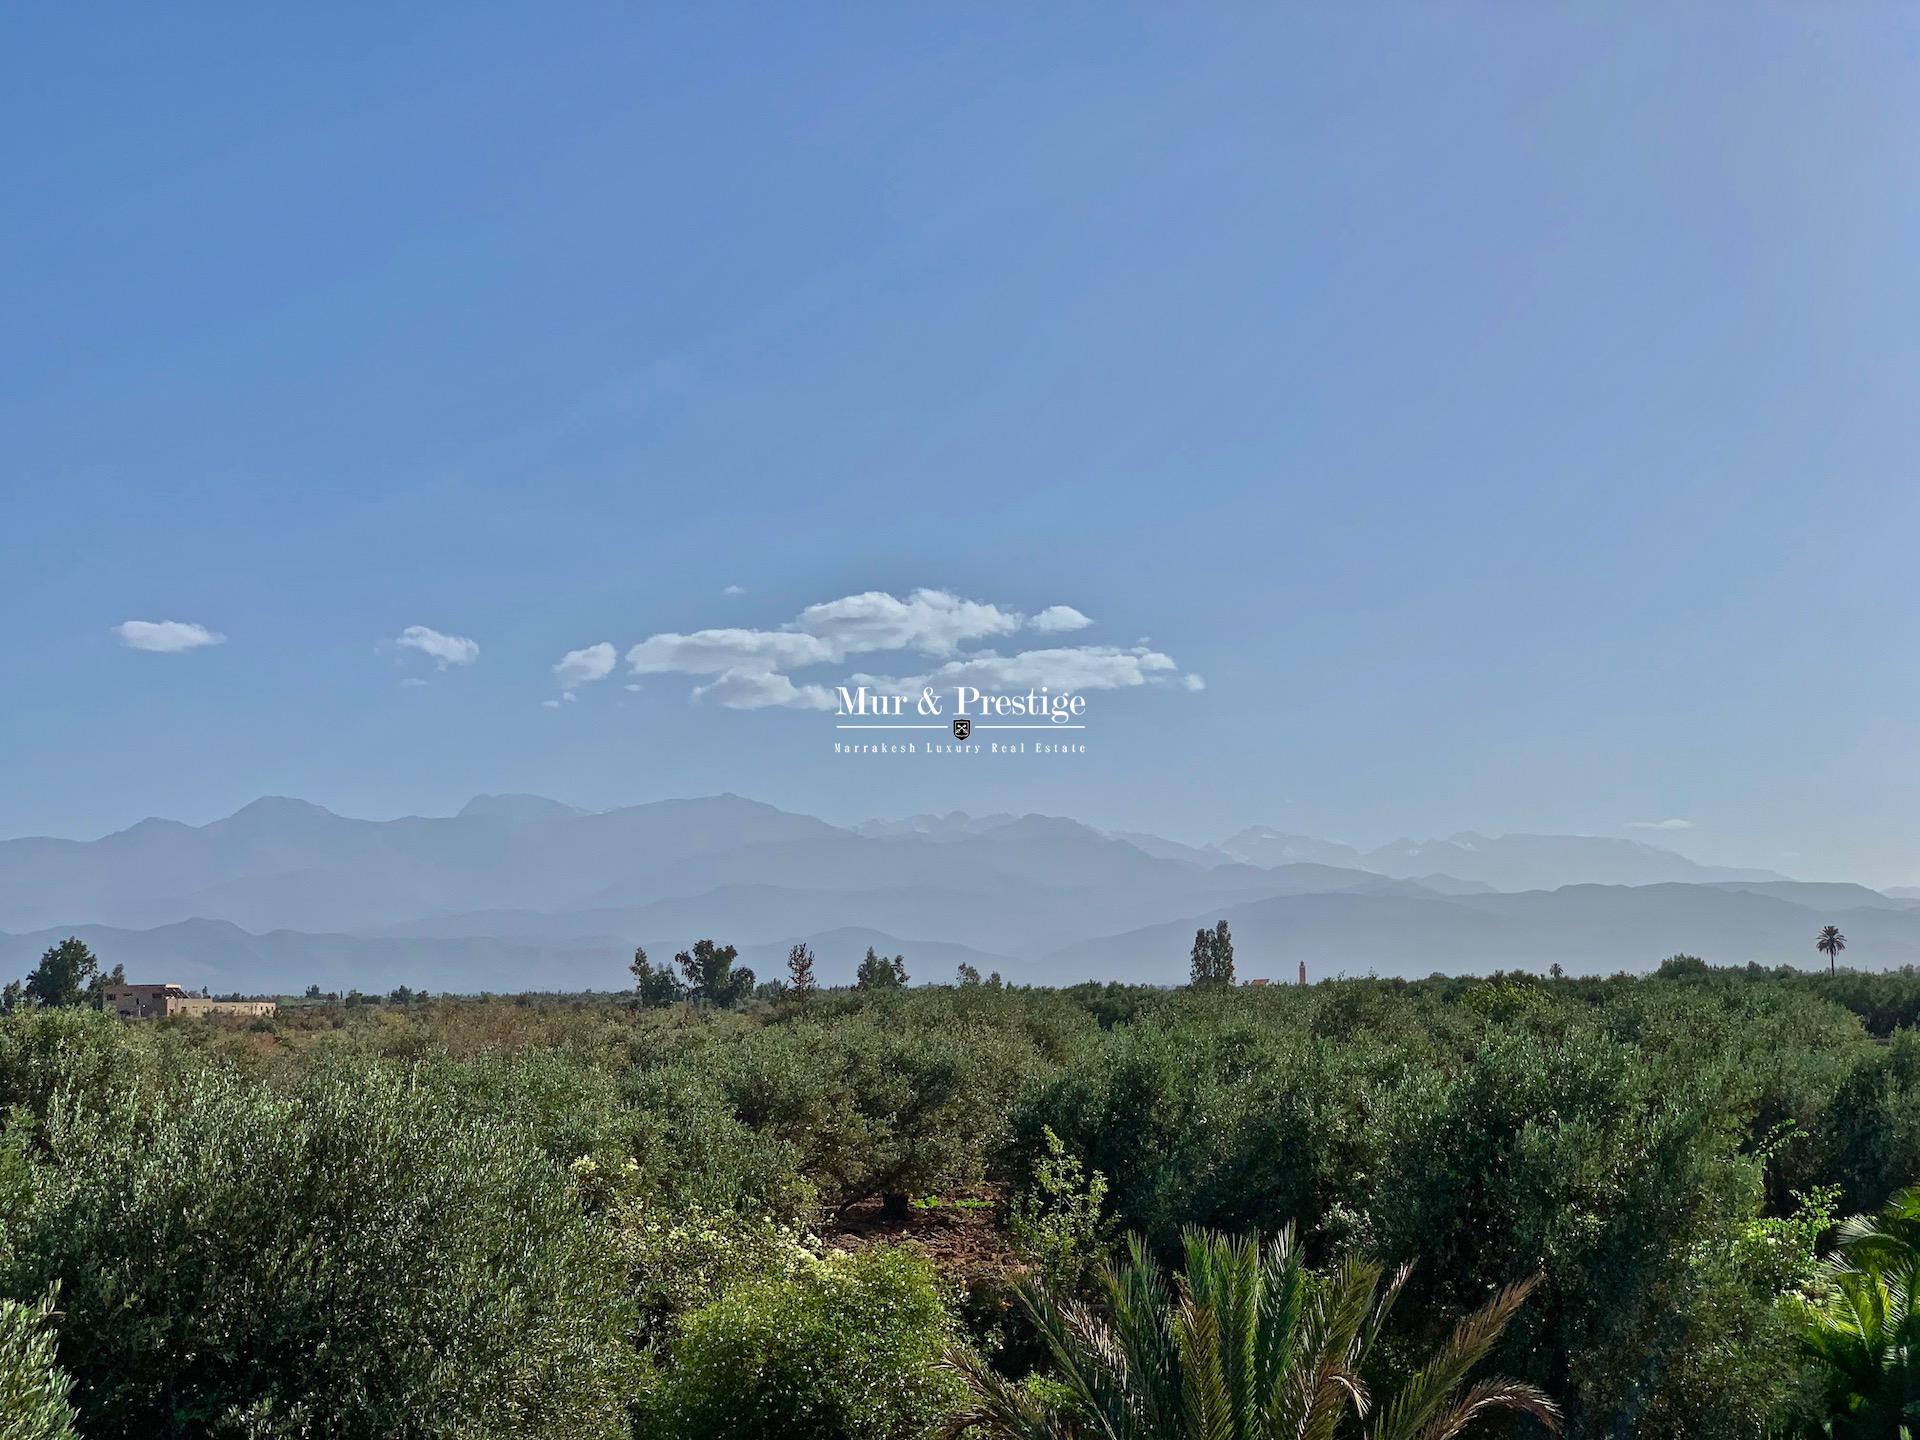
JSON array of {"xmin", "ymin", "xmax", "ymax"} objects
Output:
[
  {"xmin": 1030, "ymin": 605, "xmax": 1093, "ymax": 634},
  {"xmin": 400, "ymin": 677, "xmax": 428, "ymax": 688},
  {"xmin": 625, "ymin": 590, "xmax": 1025, "ymax": 684},
  {"xmin": 397, "ymin": 625, "xmax": 479, "ymax": 668},
  {"xmin": 114, "ymin": 620, "xmax": 224, "ymax": 653},
  {"xmin": 553, "ymin": 642, "xmax": 616, "ymax": 689},
  {"xmin": 628, "ymin": 628, "xmax": 836, "ymax": 676},
  {"xmin": 1183, "ymin": 673, "xmax": 1207, "ymax": 692},
  {"xmin": 541, "ymin": 698, "xmax": 562, "ymax": 709},
  {"xmin": 792, "ymin": 588, "xmax": 1022, "ymax": 657},
  {"xmin": 1626, "ymin": 818, "xmax": 1694, "ymax": 831},
  {"xmin": 855, "ymin": 645, "xmax": 1180, "ymax": 699},
  {"xmin": 624, "ymin": 682, "xmax": 643, "ymax": 693},
  {"xmin": 723, "ymin": 584, "xmax": 746, "ymax": 596},
  {"xmin": 691, "ymin": 669, "xmax": 838, "ymax": 711},
  {"xmin": 615, "ymin": 587, "xmax": 1200, "ymax": 712}
]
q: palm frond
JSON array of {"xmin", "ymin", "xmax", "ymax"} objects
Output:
[
  {"xmin": 963, "ymin": 1233, "xmax": 1554, "ymax": 1440},
  {"xmin": 1175, "ymin": 1285, "xmax": 1236, "ymax": 1440},
  {"xmin": 1018, "ymin": 1275, "xmax": 1141, "ymax": 1438},
  {"xmin": 1293, "ymin": 1254, "xmax": 1383, "ymax": 1440},
  {"xmin": 1365, "ymin": 1262, "xmax": 1413, "ymax": 1360},
  {"xmin": 943, "ymin": 1347, "xmax": 1072, "ymax": 1440},
  {"xmin": 1100, "ymin": 1237, "xmax": 1183, "ymax": 1436},
  {"xmin": 1254, "ymin": 1229, "xmax": 1311, "ymax": 1431},
  {"xmin": 1365, "ymin": 1275, "xmax": 1542, "ymax": 1440},
  {"xmin": 1835, "ymin": 1186, "xmax": 1920, "ymax": 1276},
  {"xmin": 1407, "ymin": 1378, "xmax": 1562, "ymax": 1440}
]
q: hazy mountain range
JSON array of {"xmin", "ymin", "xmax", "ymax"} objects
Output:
[{"xmin": 1, "ymin": 794, "xmax": 1912, "ymax": 994}]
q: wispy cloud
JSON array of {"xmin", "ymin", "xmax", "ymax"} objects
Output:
[
  {"xmin": 722, "ymin": 584, "xmax": 746, "ymax": 597},
  {"xmin": 396, "ymin": 625, "xmax": 479, "ymax": 669},
  {"xmin": 1626, "ymin": 817, "xmax": 1694, "ymax": 831},
  {"xmin": 626, "ymin": 589, "xmax": 1068, "ymax": 680},
  {"xmin": 1030, "ymin": 605, "xmax": 1093, "ymax": 634},
  {"xmin": 856, "ymin": 645, "xmax": 1179, "ymax": 697},
  {"xmin": 618, "ymin": 588, "xmax": 1203, "ymax": 709},
  {"xmin": 692, "ymin": 670, "xmax": 838, "ymax": 711},
  {"xmin": 791, "ymin": 589, "xmax": 1023, "ymax": 658},
  {"xmin": 114, "ymin": 620, "xmax": 224, "ymax": 653},
  {"xmin": 553, "ymin": 642, "xmax": 615, "ymax": 690},
  {"xmin": 629, "ymin": 629, "xmax": 836, "ymax": 677}
]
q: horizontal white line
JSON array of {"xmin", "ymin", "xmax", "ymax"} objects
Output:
[{"xmin": 834, "ymin": 723, "xmax": 1089, "ymax": 730}]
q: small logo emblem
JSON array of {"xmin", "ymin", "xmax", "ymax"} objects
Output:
[{"xmin": 951, "ymin": 716, "xmax": 971, "ymax": 741}]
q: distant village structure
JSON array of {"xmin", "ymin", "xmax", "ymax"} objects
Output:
[
  {"xmin": 102, "ymin": 983, "xmax": 276, "ymax": 1021},
  {"xmin": 1239, "ymin": 963, "xmax": 1311, "ymax": 989}
]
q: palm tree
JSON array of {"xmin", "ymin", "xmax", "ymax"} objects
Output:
[
  {"xmin": 1796, "ymin": 1186, "xmax": 1920, "ymax": 1437},
  {"xmin": 946, "ymin": 1228, "xmax": 1558, "ymax": 1440},
  {"xmin": 1834, "ymin": 1184, "xmax": 1920, "ymax": 1273},
  {"xmin": 1817, "ymin": 925, "xmax": 1847, "ymax": 976}
]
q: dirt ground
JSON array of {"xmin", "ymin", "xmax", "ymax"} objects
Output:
[{"xmin": 823, "ymin": 1188, "xmax": 1026, "ymax": 1283}]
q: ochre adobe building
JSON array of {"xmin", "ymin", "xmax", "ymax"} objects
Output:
[{"xmin": 102, "ymin": 983, "xmax": 277, "ymax": 1021}]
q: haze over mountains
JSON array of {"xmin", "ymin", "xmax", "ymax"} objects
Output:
[{"xmin": 1, "ymin": 795, "xmax": 1913, "ymax": 994}]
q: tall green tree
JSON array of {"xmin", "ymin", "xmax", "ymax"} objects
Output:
[
  {"xmin": 786, "ymin": 943, "xmax": 817, "ymax": 1002},
  {"xmin": 631, "ymin": 946, "xmax": 685, "ymax": 1007},
  {"xmin": 82, "ymin": 963, "xmax": 124, "ymax": 1009},
  {"xmin": 949, "ymin": 1227, "xmax": 1557, "ymax": 1440},
  {"xmin": 1188, "ymin": 921, "xmax": 1235, "ymax": 986},
  {"xmin": 855, "ymin": 947, "xmax": 907, "ymax": 990},
  {"xmin": 1189, "ymin": 928, "xmax": 1213, "ymax": 985},
  {"xmin": 1818, "ymin": 925, "xmax": 1848, "ymax": 976},
  {"xmin": 676, "ymin": 939, "xmax": 754, "ymax": 1007},
  {"xmin": 23, "ymin": 939, "xmax": 98, "ymax": 1010}
]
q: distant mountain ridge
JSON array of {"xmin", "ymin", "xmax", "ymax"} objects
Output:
[
  {"xmin": 1216, "ymin": 826, "xmax": 1785, "ymax": 890},
  {"xmin": 0, "ymin": 795, "xmax": 1906, "ymax": 994}
]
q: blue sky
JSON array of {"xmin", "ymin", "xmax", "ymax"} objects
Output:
[{"xmin": 5, "ymin": 5, "xmax": 1919, "ymax": 883}]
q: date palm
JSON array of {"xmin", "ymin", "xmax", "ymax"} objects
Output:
[
  {"xmin": 1796, "ymin": 1186, "xmax": 1920, "ymax": 1437},
  {"xmin": 1818, "ymin": 925, "xmax": 1847, "ymax": 976},
  {"xmin": 946, "ymin": 1227, "xmax": 1558, "ymax": 1440}
]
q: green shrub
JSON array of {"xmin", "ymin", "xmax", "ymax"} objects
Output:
[
  {"xmin": 4, "ymin": 1059, "xmax": 639, "ymax": 1439},
  {"xmin": 0, "ymin": 1008, "xmax": 148, "ymax": 1124},
  {"xmin": 1007, "ymin": 1125, "xmax": 1107, "ymax": 1291},
  {"xmin": 1808, "ymin": 1028, "xmax": 1920, "ymax": 1213},
  {"xmin": 651, "ymin": 1244, "xmax": 965, "ymax": 1440},
  {"xmin": 0, "ymin": 1292, "xmax": 76, "ymax": 1440},
  {"xmin": 1007, "ymin": 1018, "xmax": 1371, "ymax": 1253},
  {"xmin": 615, "ymin": 1201, "xmax": 816, "ymax": 1347},
  {"xmin": 620, "ymin": 1060, "xmax": 814, "ymax": 1219},
  {"xmin": 1361, "ymin": 1027, "xmax": 1797, "ymax": 1436},
  {"xmin": 719, "ymin": 1015, "xmax": 1037, "ymax": 1211}
]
